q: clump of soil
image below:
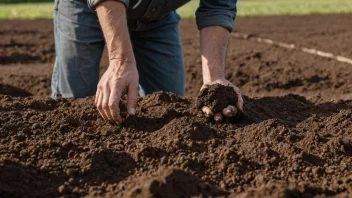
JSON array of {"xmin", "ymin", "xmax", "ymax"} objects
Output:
[
  {"xmin": 115, "ymin": 167, "xmax": 228, "ymax": 198},
  {"xmin": 196, "ymin": 84, "xmax": 238, "ymax": 112}
]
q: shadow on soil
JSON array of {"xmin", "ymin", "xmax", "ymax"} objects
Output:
[
  {"xmin": 232, "ymin": 94, "xmax": 351, "ymax": 127},
  {"xmin": 0, "ymin": 84, "xmax": 32, "ymax": 97},
  {"xmin": 0, "ymin": 149, "xmax": 137, "ymax": 197},
  {"xmin": 0, "ymin": 53, "xmax": 41, "ymax": 64}
]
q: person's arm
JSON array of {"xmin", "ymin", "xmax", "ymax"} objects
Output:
[
  {"xmin": 196, "ymin": 0, "xmax": 242, "ymax": 121},
  {"xmin": 95, "ymin": 1, "xmax": 139, "ymax": 124},
  {"xmin": 200, "ymin": 26, "xmax": 243, "ymax": 121}
]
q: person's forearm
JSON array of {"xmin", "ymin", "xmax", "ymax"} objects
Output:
[
  {"xmin": 96, "ymin": 1, "xmax": 135, "ymax": 64},
  {"xmin": 200, "ymin": 26, "xmax": 230, "ymax": 84}
]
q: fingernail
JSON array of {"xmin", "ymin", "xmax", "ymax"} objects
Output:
[{"xmin": 130, "ymin": 108, "xmax": 135, "ymax": 116}]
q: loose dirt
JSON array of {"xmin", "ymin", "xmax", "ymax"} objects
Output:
[
  {"xmin": 197, "ymin": 84, "xmax": 238, "ymax": 113},
  {"xmin": 1, "ymin": 14, "xmax": 352, "ymax": 198}
]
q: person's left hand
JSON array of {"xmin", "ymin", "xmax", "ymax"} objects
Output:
[{"xmin": 200, "ymin": 79, "xmax": 243, "ymax": 122}]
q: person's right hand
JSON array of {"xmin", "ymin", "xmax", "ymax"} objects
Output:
[{"xmin": 95, "ymin": 60, "xmax": 139, "ymax": 124}]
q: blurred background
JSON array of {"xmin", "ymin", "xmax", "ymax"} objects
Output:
[{"xmin": 1, "ymin": 0, "xmax": 352, "ymax": 19}]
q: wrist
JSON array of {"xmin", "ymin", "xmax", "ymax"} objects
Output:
[
  {"xmin": 202, "ymin": 62, "xmax": 225, "ymax": 84},
  {"xmin": 109, "ymin": 56, "xmax": 136, "ymax": 68},
  {"xmin": 109, "ymin": 50, "xmax": 136, "ymax": 64},
  {"xmin": 203, "ymin": 75, "xmax": 224, "ymax": 84}
]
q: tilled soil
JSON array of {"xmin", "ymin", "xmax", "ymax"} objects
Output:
[
  {"xmin": 1, "ymin": 92, "xmax": 351, "ymax": 197},
  {"xmin": 1, "ymin": 14, "xmax": 352, "ymax": 197}
]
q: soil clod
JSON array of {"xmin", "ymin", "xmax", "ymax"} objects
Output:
[{"xmin": 197, "ymin": 84, "xmax": 238, "ymax": 113}]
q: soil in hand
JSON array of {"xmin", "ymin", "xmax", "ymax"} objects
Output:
[{"xmin": 197, "ymin": 84, "xmax": 238, "ymax": 113}]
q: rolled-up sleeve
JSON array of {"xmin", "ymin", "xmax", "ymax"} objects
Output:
[
  {"xmin": 88, "ymin": 0, "xmax": 130, "ymax": 10},
  {"xmin": 196, "ymin": 0, "xmax": 237, "ymax": 32}
]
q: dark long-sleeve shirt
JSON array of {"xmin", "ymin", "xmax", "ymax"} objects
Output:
[{"xmin": 88, "ymin": 0, "xmax": 237, "ymax": 32}]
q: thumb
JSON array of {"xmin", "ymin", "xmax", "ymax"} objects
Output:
[
  {"xmin": 233, "ymin": 86, "xmax": 244, "ymax": 111},
  {"xmin": 237, "ymin": 96, "xmax": 244, "ymax": 112},
  {"xmin": 127, "ymin": 82, "xmax": 139, "ymax": 116}
]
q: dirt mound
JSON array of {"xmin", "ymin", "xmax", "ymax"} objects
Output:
[
  {"xmin": 1, "ymin": 91, "xmax": 351, "ymax": 197},
  {"xmin": 114, "ymin": 167, "xmax": 228, "ymax": 198}
]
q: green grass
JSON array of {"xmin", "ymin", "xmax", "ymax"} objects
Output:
[
  {"xmin": 1, "ymin": 0, "xmax": 352, "ymax": 19},
  {"xmin": 178, "ymin": 0, "xmax": 352, "ymax": 18},
  {"xmin": 0, "ymin": 3, "xmax": 53, "ymax": 19}
]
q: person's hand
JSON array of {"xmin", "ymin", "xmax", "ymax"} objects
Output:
[
  {"xmin": 95, "ymin": 60, "xmax": 139, "ymax": 124},
  {"xmin": 201, "ymin": 79, "xmax": 243, "ymax": 122}
]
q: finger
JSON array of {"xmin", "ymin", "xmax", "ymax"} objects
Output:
[
  {"xmin": 237, "ymin": 95, "xmax": 244, "ymax": 111},
  {"xmin": 102, "ymin": 89, "xmax": 114, "ymax": 122},
  {"xmin": 233, "ymin": 86, "xmax": 244, "ymax": 111},
  {"xmin": 222, "ymin": 105, "xmax": 237, "ymax": 117},
  {"xmin": 109, "ymin": 87, "xmax": 123, "ymax": 124},
  {"xmin": 214, "ymin": 112, "xmax": 223, "ymax": 122},
  {"xmin": 222, "ymin": 108, "xmax": 232, "ymax": 117},
  {"xmin": 202, "ymin": 106, "xmax": 214, "ymax": 118},
  {"xmin": 127, "ymin": 82, "xmax": 139, "ymax": 116},
  {"xmin": 96, "ymin": 90, "xmax": 110, "ymax": 121},
  {"xmin": 95, "ymin": 89, "xmax": 99, "ymax": 104}
]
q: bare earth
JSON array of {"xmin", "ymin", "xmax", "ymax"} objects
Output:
[{"xmin": 0, "ymin": 14, "xmax": 352, "ymax": 197}]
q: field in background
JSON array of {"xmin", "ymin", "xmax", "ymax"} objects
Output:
[
  {"xmin": 1, "ymin": 0, "xmax": 352, "ymax": 19},
  {"xmin": 178, "ymin": 0, "xmax": 352, "ymax": 18}
]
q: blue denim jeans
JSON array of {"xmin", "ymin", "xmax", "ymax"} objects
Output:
[{"xmin": 52, "ymin": 0, "xmax": 185, "ymax": 98}]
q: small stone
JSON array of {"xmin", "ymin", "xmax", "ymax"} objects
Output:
[
  {"xmin": 188, "ymin": 142, "xmax": 194, "ymax": 148},
  {"xmin": 66, "ymin": 168, "xmax": 75, "ymax": 176},
  {"xmin": 20, "ymin": 150, "xmax": 29, "ymax": 158},
  {"xmin": 161, "ymin": 156, "xmax": 168, "ymax": 164},
  {"xmin": 255, "ymin": 174, "xmax": 264, "ymax": 184},
  {"xmin": 325, "ymin": 167, "xmax": 334, "ymax": 174},
  {"xmin": 72, "ymin": 187, "xmax": 80, "ymax": 193},
  {"xmin": 210, "ymin": 139, "xmax": 218, "ymax": 148},
  {"xmin": 68, "ymin": 178, "xmax": 75, "ymax": 183},
  {"xmin": 58, "ymin": 185, "xmax": 66, "ymax": 193},
  {"xmin": 220, "ymin": 181, "xmax": 226, "ymax": 189},
  {"xmin": 174, "ymin": 138, "xmax": 180, "ymax": 145},
  {"xmin": 305, "ymin": 167, "xmax": 311, "ymax": 172},
  {"xmin": 270, "ymin": 156, "xmax": 278, "ymax": 164},
  {"xmin": 312, "ymin": 167, "xmax": 320, "ymax": 176}
]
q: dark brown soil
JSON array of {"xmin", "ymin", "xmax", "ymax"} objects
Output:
[
  {"xmin": 197, "ymin": 84, "xmax": 238, "ymax": 113},
  {"xmin": 1, "ymin": 92, "xmax": 351, "ymax": 197},
  {"xmin": 1, "ymin": 14, "xmax": 352, "ymax": 198}
]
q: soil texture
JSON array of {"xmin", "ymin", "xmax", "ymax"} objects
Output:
[
  {"xmin": 197, "ymin": 84, "xmax": 238, "ymax": 113},
  {"xmin": 1, "ymin": 14, "xmax": 352, "ymax": 198}
]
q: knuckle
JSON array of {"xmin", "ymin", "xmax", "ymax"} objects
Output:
[
  {"xmin": 102, "ymin": 103, "xmax": 109, "ymax": 109},
  {"xmin": 108, "ymin": 99, "xmax": 119, "ymax": 108},
  {"xmin": 108, "ymin": 102, "xmax": 115, "ymax": 108},
  {"xmin": 97, "ymin": 105, "xmax": 103, "ymax": 110},
  {"xmin": 97, "ymin": 84, "xmax": 104, "ymax": 90},
  {"xmin": 98, "ymin": 82, "xmax": 110, "ymax": 90}
]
